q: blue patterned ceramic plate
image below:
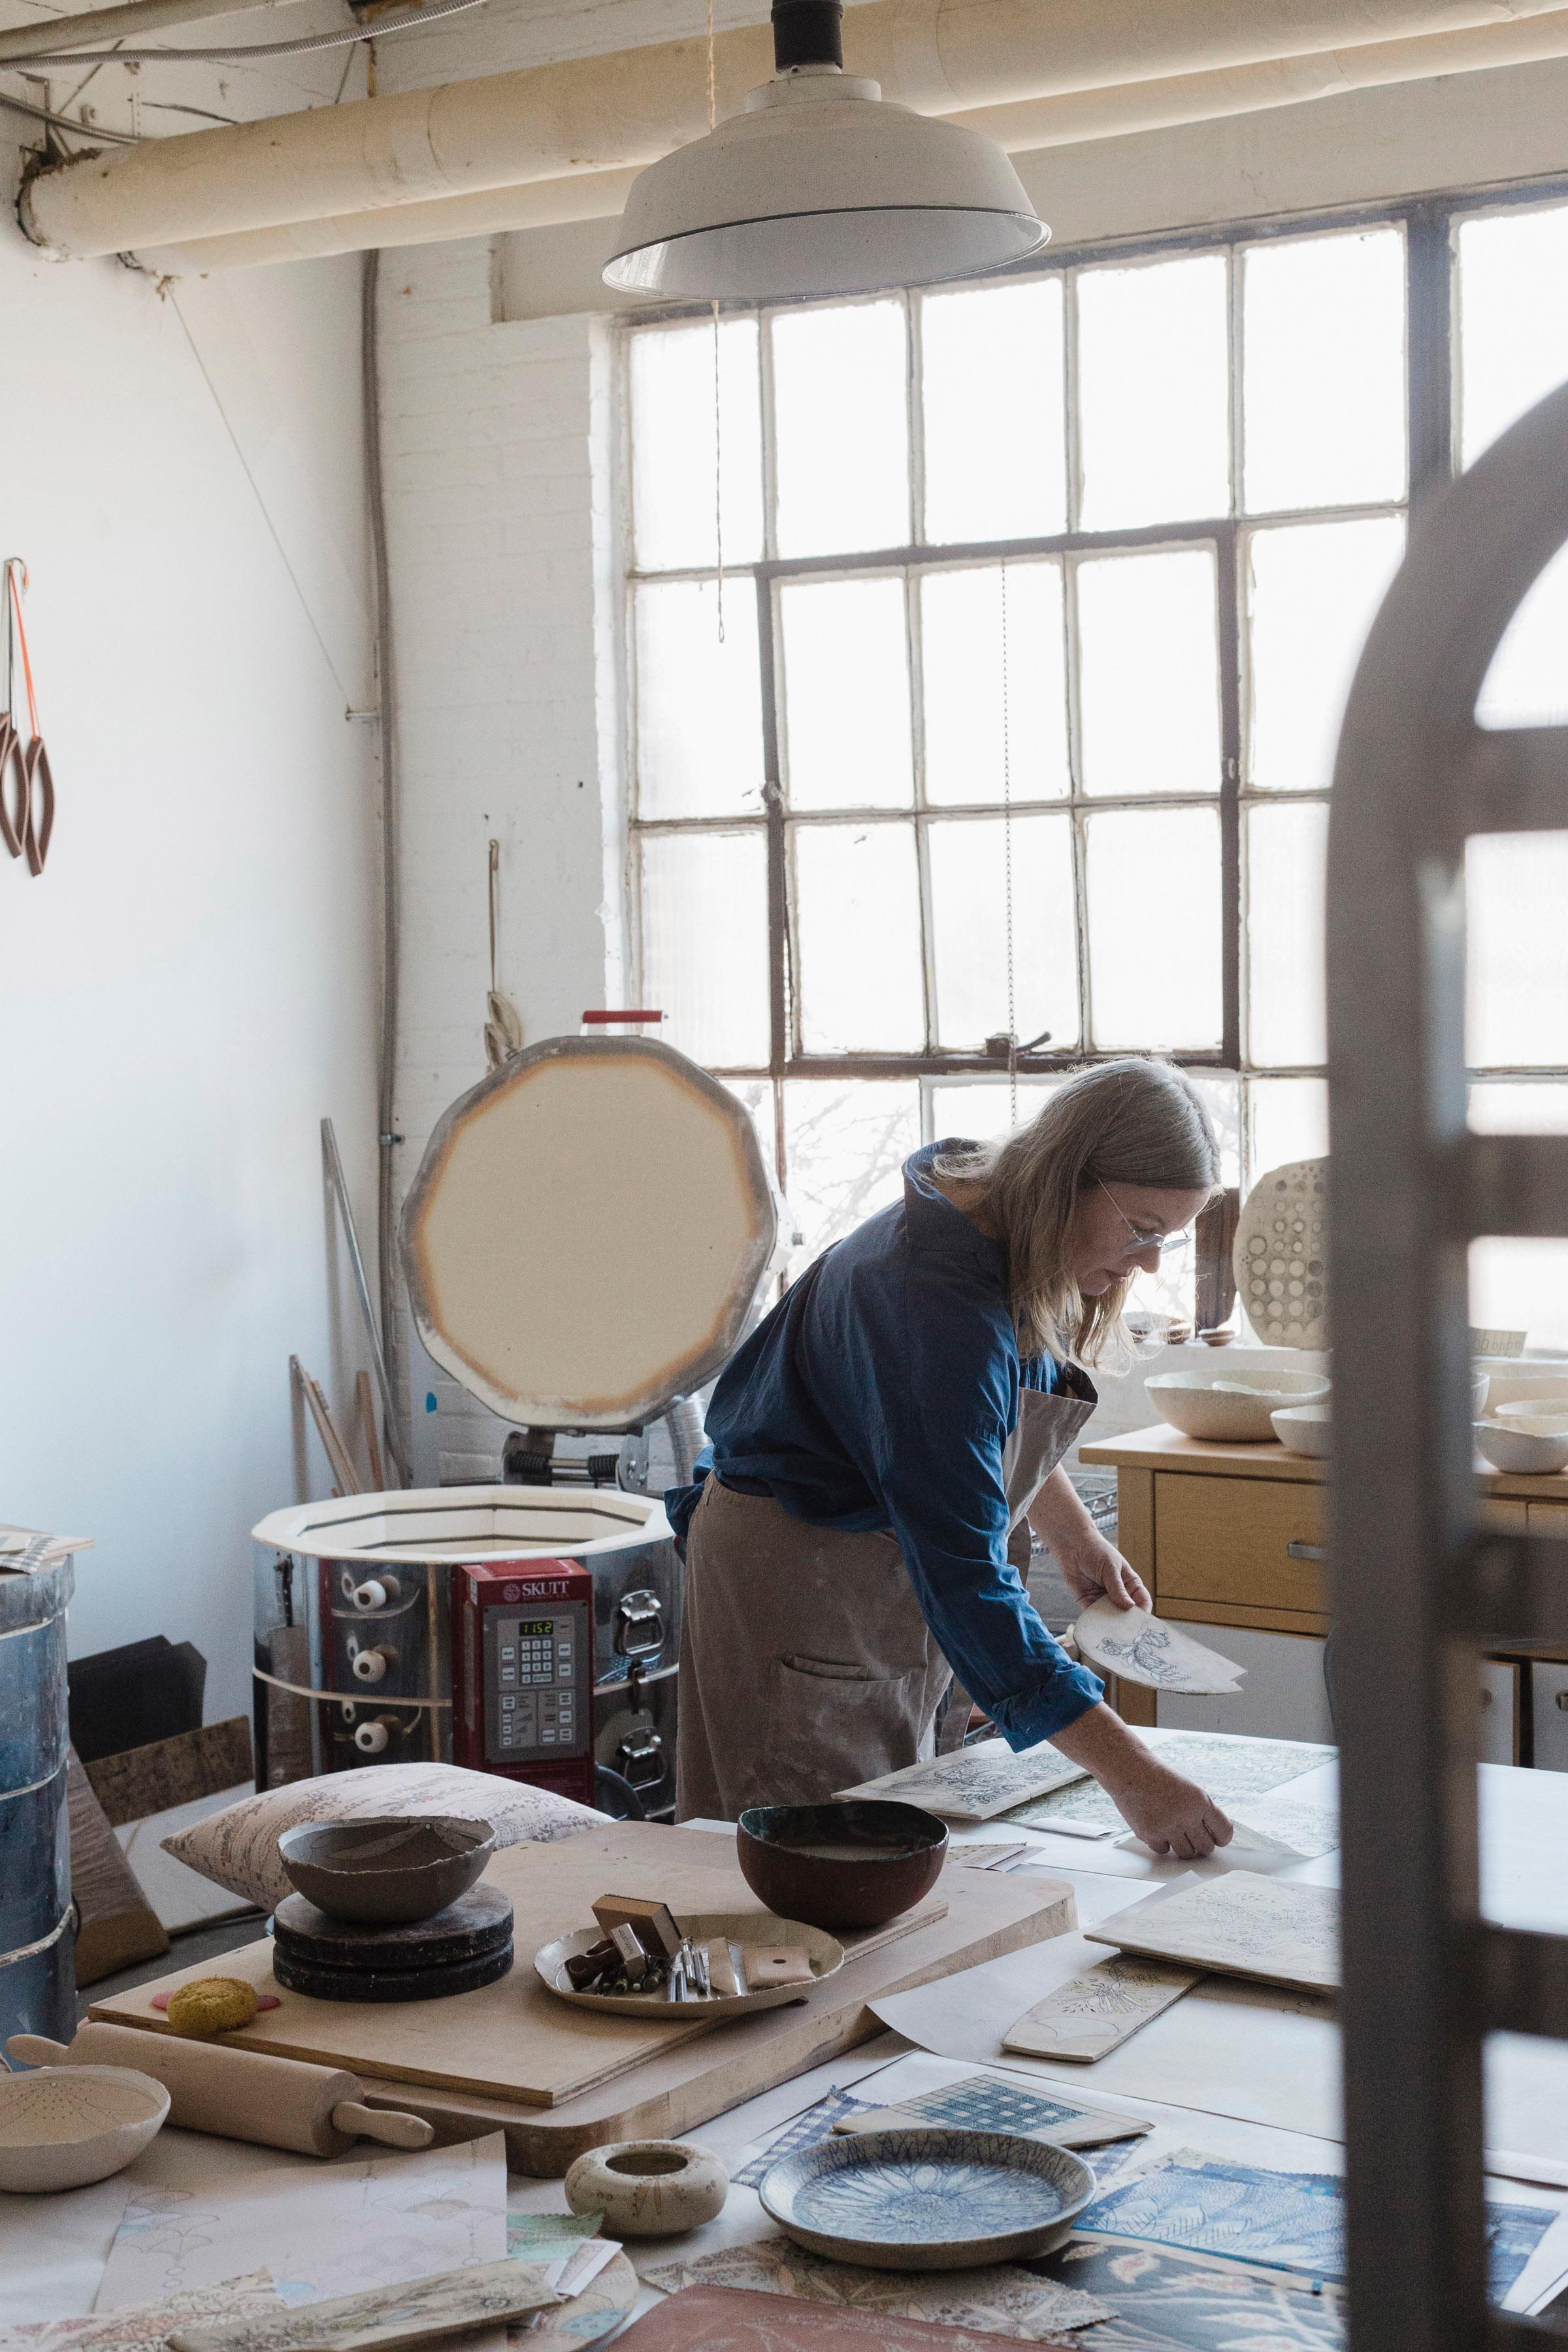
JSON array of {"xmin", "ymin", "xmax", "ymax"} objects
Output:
[{"xmin": 758, "ymin": 2127, "xmax": 1096, "ymax": 2271}]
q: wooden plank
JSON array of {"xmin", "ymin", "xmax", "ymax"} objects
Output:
[
  {"xmin": 353, "ymin": 1863, "xmax": 1078, "ymax": 2176},
  {"xmin": 90, "ymin": 1823, "xmax": 952, "ymax": 2110},
  {"xmin": 1161, "ymin": 1599, "xmax": 1330, "ymax": 1639},
  {"xmin": 84, "ymin": 1717, "xmax": 253, "ymax": 1829},
  {"xmin": 1154, "ymin": 1472, "xmax": 1326, "ymax": 1617}
]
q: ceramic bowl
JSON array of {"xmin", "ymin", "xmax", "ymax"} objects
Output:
[
  {"xmin": 759, "ymin": 2127, "xmax": 1096, "ymax": 2272},
  {"xmin": 1475, "ymin": 1420, "xmax": 1568, "ymax": 1474},
  {"xmin": 1473, "ymin": 1373, "xmax": 1491, "ymax": 1417},
  {"xmin": 565, "ymin": 2141, "xmax": 728, "ymax": 2238},
  {"xmin": 276, "ymin": 1815, "xmax": 495, "ymax": 1923},
  {"xmin": 536, "ymin": 1908, "xmax": 845, "ymax": 2019},
  {"xmin": 0, "ymin": 2064, "xmax": 169, "ymax": 2192},
  {"xmin": 737, "ymin": 1801, "xmax": 947, "ymax": 1930},
  {"xmin": 1270, "ymin": 1403, "xmax": 1331, "ymax": 1458},
  {"xmin": 1146, "ymin": 1368, "xmax": 1331, "ymax": 1443},
  {"xmin": 1494, "ymin": 1399, "xmax": 1568, "ymax": 1428}
]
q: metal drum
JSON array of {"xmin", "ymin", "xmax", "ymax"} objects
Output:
[
  {"xmin": 0, "ymin": 1556, "xmax": 74, "ymax": 2042},
  {"xmin": 253, "ymin": 1486, "xmax": 682, "ymax": 1817}
]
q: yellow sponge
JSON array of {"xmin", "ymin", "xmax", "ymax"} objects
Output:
[{"xmin": 165, "ymin": 1976, "xmax": 261, "ymax": 2036}]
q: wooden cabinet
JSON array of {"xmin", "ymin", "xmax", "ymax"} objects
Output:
[{"xmin": 1154, "ymin": 1475, "xmax": 1326, "ymax": 1628}]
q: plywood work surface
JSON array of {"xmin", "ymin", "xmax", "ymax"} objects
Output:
[{"xmin": 90, "ymin": 1823, "xmax": 958, "ymax": 2110}]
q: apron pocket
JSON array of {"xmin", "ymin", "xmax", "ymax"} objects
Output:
[{"xmin": 766, "ymin": 1655, "xmax": 933, "ymax": 1802}]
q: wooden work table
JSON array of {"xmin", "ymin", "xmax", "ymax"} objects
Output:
[{"xmin": 1080, "ymin": 1424, "xmax": 1568, "ymax": 1748}]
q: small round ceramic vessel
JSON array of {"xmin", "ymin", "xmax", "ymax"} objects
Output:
[
  {"xmin": 1146, "ymin": 1369, "xmax": 1330, "ymax": 1443},
  {"xmin": 1475, "ymin": 1419, "xmax": 1568, "ymax": 1475},
  {"xmin": 0, "ymin": 2065, "xmax": 169, "ymax": 2192},
  {"xmin": 1271, "ymin": 1403, "xmax": 1331, "ymax": 1458},
  {"xmin": 564, "ymin": 2141, "xmax": 728, "ymax": 2238},
  {"xmin": 276, "ymin": 1816, "xmax": 495, "ymax": 1924},
  {"xmin": 737, "ymin": 1801, "xmax": 947, "ymax": 1930},
  {"xmin": 759, "ymin": 2127, "xmax": 1094, "ymax": 2271}
]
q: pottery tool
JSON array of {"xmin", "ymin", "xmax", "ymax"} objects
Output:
[
  {"xmin": 7, "ymin": 2023, "xmax": 434, "ymax": 2156},
  {"xmin": 270, "ymin": 1885, "xmax": 515, "ymax": 2002},
  {"xmin": 166, "ymin": 2259, "xmax": 559, "ymax": 2352}
]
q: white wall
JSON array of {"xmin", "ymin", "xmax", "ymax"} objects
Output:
[{"xmin": 0, "ymin": 195, "xmax": 382, "ymax": 1723}]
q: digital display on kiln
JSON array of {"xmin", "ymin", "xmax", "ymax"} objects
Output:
[{"xmin": 483, "ymin": 1605, "xmax": 588, "ymax": 1763}]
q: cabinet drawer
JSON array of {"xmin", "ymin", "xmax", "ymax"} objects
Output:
[{"xmin": 1154, "ymin": 1474, "xmax": 1326, "ymax": 1620}]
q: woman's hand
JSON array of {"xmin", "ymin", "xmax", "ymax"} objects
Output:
[
  {"xmin": 1057, "ymin": 1532, "xmax": 1151, "ymax": 1614},
  {"xmin": 1050, "ymin": 1701, "xmax": 1232, "ymax": 1860}
]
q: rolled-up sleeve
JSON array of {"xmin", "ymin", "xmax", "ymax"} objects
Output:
[{"xmin": 849, "ymin": 1260, "xmax": 1103, "ymax": 1750}]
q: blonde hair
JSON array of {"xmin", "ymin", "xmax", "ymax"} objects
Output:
[{"xmin": 934, "ymin": 1059, "xmax": 1220, "ymax": 1365}]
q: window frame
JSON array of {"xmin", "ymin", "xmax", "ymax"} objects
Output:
[{"xmin": 619, "ymin": 174, "xmax": 1568, "ymax": 1122}]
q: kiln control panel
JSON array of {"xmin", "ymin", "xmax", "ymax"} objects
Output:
[{"xmin": 483, "ymin": 1604, "xmax": 589, "ymax": 1764}]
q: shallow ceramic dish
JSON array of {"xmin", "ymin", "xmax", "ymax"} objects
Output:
[
  {"xmin": 1271, "ymin": 1403, "xmax": 1331, "ymax": 1458},
  {"xmin": 737, "ymin": 1801, "xmax": 947, "ymax": 1930},
  {"xmin": 1494, "ymin": 1400, "xmax": 1568, "ymax": 1428},
  {"xmin": 1147, "ymin": 1368, "xmax": 1331, "ymax": 1443},
  {"xmin": 759, "ymin": 2127, "xmax": 1095, "ymax": 2271},
  {"xmin": 1475, "ymin": 1420, "xmax": 1568, "ymax": 1474},
  {"xmin": 535, "ymin": 1908, "xmax": 844, "ymax": 2019},
  {"xmin": 277, "ymin": 1815, "xmax": 495, "ymax": 1924},
  {"xmin": 0, "ymin": 2064, "xmax": 169, "ymax": 2191}
]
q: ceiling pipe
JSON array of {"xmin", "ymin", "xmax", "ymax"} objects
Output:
[
  {"xmin": 138, "ymin": 5, "xmax": 1568, "ymax": 278},
  {"xmin": 0, "ymin": 0, "xmax": 307, "ymax": 65},
  {"xmin": 25, "ymin": 0, "xmax": 1568, "ymax": 261}
]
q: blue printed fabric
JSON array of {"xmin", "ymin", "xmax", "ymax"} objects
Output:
[{"xmin": 666, "ymin": 1144, "xmax": 1104, "ymax": 1750}]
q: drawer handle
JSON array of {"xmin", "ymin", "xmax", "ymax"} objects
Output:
[{"xmin": 1286, "ymin": 1541, "xmax": 1327, "ymax": 1562}]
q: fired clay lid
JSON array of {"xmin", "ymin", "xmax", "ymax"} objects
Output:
[{"xmin": 399, "ymin": 1036, "xmax": 780, "ymax": 1429}]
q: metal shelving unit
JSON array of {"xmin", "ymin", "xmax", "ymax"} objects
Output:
[{"xmin": 1328, "ymin": 376, "xmax": 1568, "ymax": 2349}]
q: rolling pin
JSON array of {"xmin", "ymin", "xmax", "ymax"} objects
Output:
[{"xmin": 7, "ymin": 2023, "xmax": 434, "ymax": 2158}]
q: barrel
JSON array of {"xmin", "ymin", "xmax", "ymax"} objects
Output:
[{"xmin": 0, "ymin": 1556, "xmax": 76, "ymax": 2042}]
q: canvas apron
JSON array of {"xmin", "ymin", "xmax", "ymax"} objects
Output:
[{"xmin": 674, "ymin": 1373, "xmax": 1098, "ymax": 1822}]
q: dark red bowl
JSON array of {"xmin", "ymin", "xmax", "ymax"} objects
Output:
[{"xmin": 736, "ymin": 1800, "xmax": 948, "ymax": 1931}]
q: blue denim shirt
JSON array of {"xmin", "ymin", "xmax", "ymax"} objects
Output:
[{"xmin": 667, "ymin": 1143, "xmax": 1104, "ymax": 1749}]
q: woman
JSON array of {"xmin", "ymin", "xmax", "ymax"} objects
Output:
[{"xmin": 670, "ymin": 1058, "xmax": 1233, "ymax": 1861}]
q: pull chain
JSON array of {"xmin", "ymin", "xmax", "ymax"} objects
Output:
[{"xmin": 1002, "ymin": 559, "xmax": 1017, "ymax": 1130}]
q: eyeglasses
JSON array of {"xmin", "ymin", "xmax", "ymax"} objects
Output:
[{"xmin": 1096, "ymin": 1179, "xmax": 1196, "ymax": 1260}]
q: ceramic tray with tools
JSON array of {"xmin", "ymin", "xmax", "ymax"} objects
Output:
[{"xmin": 536, "ymin": 1911, "xmax": 843, "ymax": 2019}]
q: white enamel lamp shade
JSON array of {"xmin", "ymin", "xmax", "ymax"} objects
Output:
[{"xmin": 400, "ymin": 1036, "xmax": 781, "ymax": 1428}]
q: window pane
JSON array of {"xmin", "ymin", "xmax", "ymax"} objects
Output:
[
  {"xmin": 1247, "ymin": 800, "xmax": 1328, "ymax": 1068},
  {"xmin": 1241, "ymin": 229, "xmax": 1406, "ymax": 514},
  {"xmin": 1077, "ymin": 548, "xmax": 1222, "ymax": 796},
  {"xmin": 634, "ymin": 580, "xmax": 764, "ymax": 819},
  {"xmin": 1467, "ymin": 832, "xmax": 1568, "ymax": 1066},
  {"xmin": 921, "ymin": 562, "xmax": 1069, "ymax": 807},
  {"xmin": 794, "ymin": 821, "xmax": 924, "ymax": 1051},
  {"xmin": 1478, "ymin": 542, "xmax": 1568, "ymax": 729},
  {"xmin": 1458, "ymin": 204, "xmax": 1568, "ymax": 469},
  {"xmin": 781, "ymin": 576, "xmax": 912, "ymax": 812},
  {"xmin": 781, "ymin": 1080, "xmax": 921, "ymax": 1282},
  {"xmin": 641, "ymin": 830, "xmax": 769, "ymax": 1066},
  {"xmin": 929, "ymin": 1078, "xmax": 1066, "ymax": 1143},
  {"xmin": 1246, "ymin": 515, "xmax": 1405, "ymax": 792},
  {"xmin": 928, "ymin": 812, "xmax": 1080, "ymax": 1052},
  {"xmin": 1077, "ymin": 254, "xmax": 1230, "ymax": 530},
  {"xmin": 1469, "ymin": 1081, "xmax": 1568, "ymax": 1134},
  {"xmin": 629, "ymin": 318, "xmax": 763, "ymax": 570},
  {"xmin": 1189, "ymin": 1071, "xmax": 1243, "ymax": 1189},
  {"xmin": 774, "ymin": 302, "xmax": 909, "ymax": 558},
  {"xmin": 1471, "ymin": 1240, "xmax": 1568, "ymax": 1354},
  {"xmin": 1085, "ymin": 806, "xmax": 1223, "ymax": 1049},
  {"xmin": 1247, "ymin": 1076, "xmax": 1328, "ymax": 1190},
  {"xmin": 921, "ymin": 279, "xmax": 1066, "ymax": 543}
]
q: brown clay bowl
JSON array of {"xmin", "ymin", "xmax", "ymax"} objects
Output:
[
  {"xmin": 276, "ymin": 1815, "xmax": 495, "ymax": 1923},
  {"xmin": 736, "ymin": 1801, "xmax": 947, "ymax": 1931}
]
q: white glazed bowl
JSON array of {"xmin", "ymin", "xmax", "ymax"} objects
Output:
[
  {"xmin": 1475, "ymin": 1420, "xmax": 1568, "ymax": 1475},
  {"xmin": 1473, "ymin": 1373, "xmax": 1490, "ymax": 1417},
  {"xmin": 1271, "ymin": 1403, "xmax": 1332, "ymax": 1458},
  {"xmin": 1146, "ymin": 1369, "xmax": 1331, "ymax": 1443},
  {"xmin": 1495, "ymin": 1399, "xmax": 1568, "ymax": 1427},
  {"xmin": 0, "ymin": 2065, "xmax": 169, "ymax": 2192}
]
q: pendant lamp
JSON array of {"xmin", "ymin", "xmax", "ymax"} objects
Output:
[{"xmin": 602, "ymin": 0, "xmax": 1049, "ymax": 301}]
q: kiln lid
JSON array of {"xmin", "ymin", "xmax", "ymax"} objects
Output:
[
  {"xmin": 399, "ymin": 1036, "xmax": 781, "ymax": 1429},
  {"xmin": 253, "ymin": 1484, "xmax": 672, "ymax": 1564}
]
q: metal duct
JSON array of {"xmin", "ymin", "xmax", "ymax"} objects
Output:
[
  {"xmin": 24, "ymin": 0, "xmax": 1568, "ymax": 261},
  {"xmin": 0, "ymin": 0, "xmax": 307, "ymax": 65},
  {"xmin": 138, "ymin": 7, "xmax": 1568, "ymax": 275}
]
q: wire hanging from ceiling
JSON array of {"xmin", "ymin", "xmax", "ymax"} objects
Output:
[
  {"xmin": 1002, "ymin": 557, "xmax": 1017, "ymax": 1130},
  {"xmin": 0, "ymin": 0, "xmax": 485, "ymax": 69},
  {"xmin": 706, "ymin": 0, "xmax": 724, "ymax": 645}
]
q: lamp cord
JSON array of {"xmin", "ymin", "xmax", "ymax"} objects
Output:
[
  {"xmin": 708, "ymin": 0, "xmax": 724, "ymax": 645},
  {"xmin": 1002, "ymin": 558, "xmax": 1017, "ymax": 1129}
]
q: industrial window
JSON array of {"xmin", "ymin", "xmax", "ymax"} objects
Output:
[{"xmin": 621, "ymin": 188, "xmax": 1568, "ymax": 1341}]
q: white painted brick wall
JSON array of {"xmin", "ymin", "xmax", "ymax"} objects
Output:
[{"xmin": 378, "ymin": 237, "xmax": 622, "ymax": 1475}]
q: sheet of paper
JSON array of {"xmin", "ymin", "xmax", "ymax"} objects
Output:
[
  {"xmin": 163, "ymin": 2260, "xmax": 557, "ymax": 2352},
  {"xmin": 1085, "ymin": 1873, "xmax": 1341, "ymax": 1994},
  {"xmin": 836, "ymin": 1738, "xmax": 1088, "ymax": 1821},
  {"xmin": 94, "ymin": 2136, "xmax": 508, "ymax": 2313},
  {"xmin": 0, "ymin": 2278, "xmax": 280, "ymax": 2352},
  {"xmin": 1073, "ymin": 1603, "xmax": 1244, "ymax": 1694},
  {"xmin": 1000, "ymin": 1731, "xmax": 1331, "ymax": 1833},
  {"xmin": 1004, "ymin": 1954, "xmax": 1203, "ymax": 2063},
  {"xmin": 642, "ymin": 2236, "xmax": 1112, "ymax": 2337},
  {"xmin": 1037, "ymin": 2235, "xmax": 1346, "ymax": 2351}
]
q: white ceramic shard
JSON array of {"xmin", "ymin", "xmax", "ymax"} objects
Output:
[{"xmin": 1072, "ymin": 1601, "xmax": 1244, "ymax": 1695}]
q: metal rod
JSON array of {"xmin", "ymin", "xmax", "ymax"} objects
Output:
[{"xmin": 321, "ymin": 1117, "xmax": 410, "ymax": 1486}]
